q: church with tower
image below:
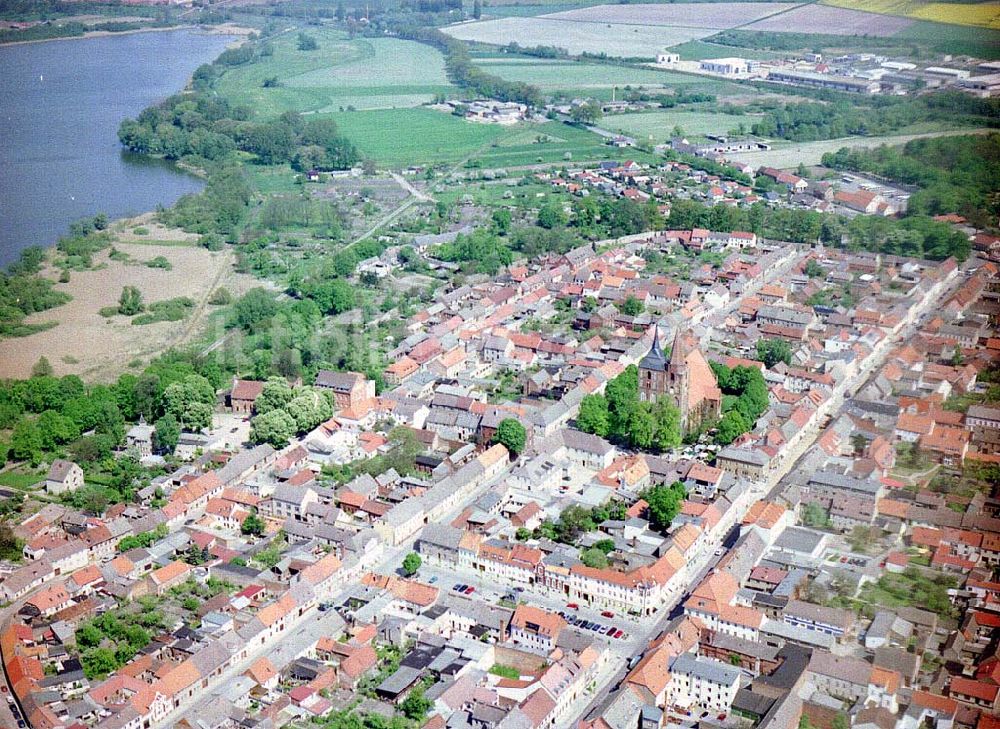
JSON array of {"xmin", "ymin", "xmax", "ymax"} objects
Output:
[{"xmin": 638, "ymin": 326, "xmax": 722, "ymax": 434}]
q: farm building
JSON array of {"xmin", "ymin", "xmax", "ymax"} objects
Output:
[
  {"xmin": 765, "ymin": 69, "xmax": 879, "ymax": 94},
  {"xmin": 700, "ymin": 58, "xmax": 751, "ymax": 76}
]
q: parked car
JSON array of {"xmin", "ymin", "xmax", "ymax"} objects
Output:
[
  {"xmin": 566, "ymin": 603, "xmax": 579, "ymax": 610},
  {"xmin": 464, "ymin": 586, "xmax": 475, "ymax": 594},
  {"xmin": 453, "ymin": 584, "xmax": 467, "ymax": 592},
  {"xmin": 613, "ymin": 629, "xmax": 624, "ymax": 639},
  {"xmin": 605, "ymin": 626, "xmax": 616, "ymax": 635},
  {"xmin": 601, "ymin": 610, "xmax": 614, "ymax": 618}
]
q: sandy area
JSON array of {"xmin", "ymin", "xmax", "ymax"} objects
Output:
[
  {"xmin": 0, "ymin": 239, "xmax": 258, "ymax": 382},
  {"xmin": 111, "ymin": 212, "xmax": 202, "ymax": 244}
]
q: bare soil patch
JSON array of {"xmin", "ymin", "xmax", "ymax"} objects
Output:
[{"xmin": 0, "ymin": 242, "xmax": 258, "ymax": 381}]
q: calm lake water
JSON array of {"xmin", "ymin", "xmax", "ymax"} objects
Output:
[{"xmin": 0, "ymin": 30, "xmax": 235, "ymax": 266}]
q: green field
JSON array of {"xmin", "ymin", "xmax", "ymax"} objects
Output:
[
  {"xmin": 0, "ymin": 470, "xmax": 40, "ymax": 491},
  {"xmin": 599, "ymin": 110, "xmax": 763, "ymax": 144},
  {"xmin": 666, "ymin": 39, "xmax": 787, "ymax": 60},
  {"xmin": 215, "ymin": 30, "xmax": 454, "ymax": 118},
  {"xmin": 476, "ymin": 58, "xmax": 719, "ymax": 91},
  {"xmin": 329, "ymin": 108, "xmax": 619, "ymax": 168},
  {"xmin": 329, "ymin": 108, "xmax": 509, "ymax": 166},
  {"xmin": 475, "ymin": 121, "xmax": 626, "ymax": 167}
]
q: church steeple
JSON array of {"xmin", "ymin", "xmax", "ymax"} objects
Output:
[{"xmin": 639, "ymin": 325, "xmax": 668, "ymax": 371}]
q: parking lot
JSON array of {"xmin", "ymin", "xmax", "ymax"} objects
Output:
[{"xmin": 417, "ymin": 561, "xmax": 647, "ymax": 662}]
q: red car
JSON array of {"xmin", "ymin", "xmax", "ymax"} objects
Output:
[
  {"xmin": 566, "ymin": 603, "xmax": 579, "ymax": 610},
  {"xmin": 613, "ymin": 629, "xmax": 624, "ymax": 638},
  {"xmin": 601, "ymin": 610, "xmax": 615, "ymax": 618},
  {"xmin": 464, "ymin": 586, "xmax": 475, "ymax": 594}
]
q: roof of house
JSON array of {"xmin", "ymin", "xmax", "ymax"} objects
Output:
[
  {"xmin": 150, "ymin": 560, "xmax": 191, "ymax": 586},
  {"xmin": 46, "ymin": 459, "xmax": 78, "ymax": 482},
  {"xmin": 511, "ymin": 605, "xmax": 566, "ymax": 639},
  {"xmin": 231, "ymin": 379, "xmax": 265, "ymax": 401}
]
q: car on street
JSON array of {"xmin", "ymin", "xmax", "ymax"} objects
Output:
[
  {"xmin": 601, "ymin": 610, "xmax": 614, "ymax": 618},
  {"xmin": 613, "ymin": 629, "xmax": 624, "ymax": 638},
  {"xmin": 566, "ymin": 603, "xmax": 579, "ymax": 610},
  {"xmin": 429, "ymin": 576, "xmax": 437, "ymax": 583},
  {"xmin": 453, "ymin": 584, "xmax": 467, "ymax": 592},
  {"xmin": 464, "ymin": 586, "xmax": 475, "ymax": 594}
]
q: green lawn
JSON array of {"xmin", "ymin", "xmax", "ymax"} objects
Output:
[
  {"xmin": 215, "ymin": 31, "xmax": 454, "ymax": 118},
  {"xmin": 598, "ymin": 110, "xmax": 763, "ymax": 144}
]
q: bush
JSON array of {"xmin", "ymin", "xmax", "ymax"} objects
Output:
[
  {"xmin": 208, "ymin": 287, "xmax": 232, "ymax": 305},
  {"xmin": 132, "ymin": 297, "xmax": 195, "ymax": 325}
]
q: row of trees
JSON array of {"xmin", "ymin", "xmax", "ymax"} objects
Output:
[
  {"xmin": 577, "ymin": 365, "xmax": 682, "ymax": 452},
  {"xmin": 752, "ymin": 92, "xmax": 999, "ymax": 143},
  {"xmin": 397, "ymin": 26, "xmax": 543, "ymax": 107},
  {"xmin": 664, "ymin": 196, "xmax": 971, "ymax": 261}
]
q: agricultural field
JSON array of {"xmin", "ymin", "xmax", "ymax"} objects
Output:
[
  {"xmin": 666, "ymin": 39, "xmax": 788, "ymax": 60},
  {"xmin": 473, "ymin": 121, "xmax": 627, "ymax": 168},
  {"xmin": 473, "ymin": 58, "xmax": 707, "ymax": 91},
  {"xmin": 481, "ymin": 2, "xmax": 599, "ymax": 17},
  {"xmin": 822, "ymin": 0, "xmax": 1000, "ymax": 29},
  {"xmin": 541, "ymin": 2, "xmax": 798, "ymax": 28},
  {"xmin": 327, "ymin": 108, "xmax": 509, "ymax": 167},
  {"xmin": 599, "ymin": 110, "xmax": 763, "ymax": 144},
  {"xmin": 214, "ymin": 31, "xmax": 453, "ymax": 118},
  {"xmin": 743, "ymin": 4, "xmax": 915, "ymax": 35},
  {"xmin": 328, "ymin": 108, "xmax": 621, "ymax": 168},
  {"xmin": 443, "ymin": 17, "xmax": 715, "ymax": 56}
]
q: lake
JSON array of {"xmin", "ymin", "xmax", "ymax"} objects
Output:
[{"xmin": 0, "ymin": 29, "xmax": 236, "ymax": 267}]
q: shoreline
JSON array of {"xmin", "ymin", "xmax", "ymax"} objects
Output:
[
  {"xmin": 0, "ymin": 22, "xmax": 253, "ymax": 48},
  {"xmin": 1, "ymin": 21, "xmax": 251, "ymax": 269}
]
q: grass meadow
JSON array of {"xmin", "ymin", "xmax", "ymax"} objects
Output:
[
  {"xmin": 599, "ymin": 110, "xmax": 764, "ymax": 144},
  {"xmin": 325, "ymin": 109, "xmax": 622, "ymax": 168},
  {"xmin": 215, "ymin": 31, "xmax": 454, "ymax": 117}
]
